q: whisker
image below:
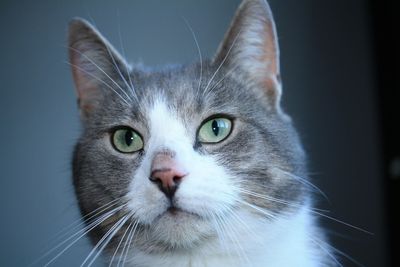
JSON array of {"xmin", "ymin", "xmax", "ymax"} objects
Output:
[
  {"xmin": 43, "ymin": 205, "xmax": 124, "ymax": 267},
  {"xmin": 239, "ymin": 187, "xmax": 372, "ymax": 236},
  {"xmin": 239, "ymin": 188, "xmax": 297, "ymax": 206},
  {"xmin": 309, "ymin": 210, "xmax": 373, "ymax": 235},
  {"xmin": 108, "ymin": 219, "xmax": 134, "ymax": 267},
  {"xmin": 104, "ymin": 44, "xmax": 137, "ymax": 103},
  {"xmin": 209, "ymin": 212, "xmax": 230, "ymax": 253},
  {"xmin": 182, "ymin": 17, "xmax": 203, "ymax": 99},
  {"xmin": 202, "ymin": 30, "xmax": 242, "ymax": 96},
  {"xmin": 203, "ymin": 65, "xmax": 238, "ymax": 99},
  {"xmin": 121, "ymin": 220, "xmax": 139, "ymax": 267},
  {"xmin": 206, "ymin": 201, "xmax": 250, "ymax": 262},
  {"xmin": 217, "ymin": 211, "xmax": 252, "ymax": 266},
  {"xmin": 85, "ymin": 16, "xmax": 136, "ymax": 103},
  {"xmin": 309, "ymin": 237, "xmax": 343, "ymax": 267},
  {"xmin": 236, "ymin": 198, "xmax": 277, "ymax": 220},
  {"xmin": 65, "ymin": 61, "xmax": 130, "ymax": 105},
  {"xmin": 52, "ymin": 199, "xmax": 120, "ymax": 244},
  {"xmin": 273, "ymin": 167, "xmax": 330, "ymax": 201},
  {"xmin": 68, "ymin": 46, "xmax": 132, "ymax": 103},
  {"xmin": 225, "ymin": 206, "xmax": 258, "ymax": 240},
  {"xmin": 322, "ymin": 240, "xmax": 364, "ymax": 267},
  {"xmin": 84, "ymin": 213, "xmax": 131, "ymax": 267},
  {"xmin": 84, "ymin": 16, "xmax": 138, "ymax": 103},
  {"xmin": 115, "ymin": 10, "xmax": 135, "ymax": 90},
  {"xmin": 116, "ymin": 9, "xmax": 137, "ymax": 99},
  {"xmin": 238, "ymin": 188, "xmax": 328, "ymax": 213},
  {"xmin": 30, "ymin": 199, "xmax": 121, "ymax": 267},
  {"xmin": 101, "ymin": 27, "xmax": 138, "ymax": 104}
]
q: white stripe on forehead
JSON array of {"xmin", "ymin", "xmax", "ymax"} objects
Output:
[{"xmin": 147, "ymin": 98, "xmax": 192, "ymax": 155}]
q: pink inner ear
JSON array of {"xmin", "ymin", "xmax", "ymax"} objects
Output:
[
  {"xmin": 261, "ymin": 19, "xmax": 280, "ymax": 78},
  {"xmin": 212, "ymin": 0, "xmax": 282, "ymax": 108},
  {"xmin": 70, "ymin": 48, "xmax": 102, "ymax": 117},
  {"xmin": 256, "ymin": 19, "xmax": 281, "ymax": 99},
  {"xmin": 68, "ymin": 18, "xmax": 125, "ymax": 119}
]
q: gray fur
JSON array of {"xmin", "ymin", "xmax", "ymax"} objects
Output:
[{"xmin": 69, "ymin": 0, "xmax": 334, "ymax": 265}]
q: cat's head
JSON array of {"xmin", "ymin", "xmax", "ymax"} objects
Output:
[{"xmin": 69, "ymin": 0, "xmax": 307, "ymax": 258}]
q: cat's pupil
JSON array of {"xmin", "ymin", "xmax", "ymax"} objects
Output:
[
  {"xmin": 125, "ymin": 130, "xmax": 133, "ymax": 146},
  {"xmin": 211, "ymin": 120, "xmax": 219, "ymax": 136}
]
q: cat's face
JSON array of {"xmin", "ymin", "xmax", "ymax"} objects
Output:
[{"xmin": 70, "ymin": 0, "xmax": 307, "ymax": 259}]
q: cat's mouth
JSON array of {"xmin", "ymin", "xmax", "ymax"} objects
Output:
[
  {"xmin": 161, "ymin": 204, "xmax": 202, "ymax": 220},
  {"xmin": 167, "ymin": 206, "xmax": 181, "ymax": 215}
]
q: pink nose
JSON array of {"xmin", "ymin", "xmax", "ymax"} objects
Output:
[{"xmin": 149, "ymin": 151, "xmax": 187, "ymax": 198}]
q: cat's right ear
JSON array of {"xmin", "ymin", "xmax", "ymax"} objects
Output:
[
  {"xmin": 68, "ymin": 18, "xmax": 130, "ymax": 119},
  {"xmin": 213, "ymin": 0, "xmax": 282, "ymax": 111}
]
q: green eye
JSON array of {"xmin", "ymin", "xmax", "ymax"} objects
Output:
[
  {"xmin": 198, "ymin": 117, "xmax": 232, "ymax": 143},
  {"xmin": 112, "ymin": 128, "xmax": 143, "ymax": 153}
]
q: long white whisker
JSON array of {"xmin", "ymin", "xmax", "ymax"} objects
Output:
[
  {"xmin": 84, "ymin": 15, "xmax": 137, "ymax": 103},
  {"xmin": 30, "ymin": 199, "xmax": 120, "ymax": 267},
  {"xmin": 116, "ymin": 224, "xmax": 132, "ymax": 267},
  {"xmin": 238, "ymin": 188, "xmax": 329, "ymax": 213},
  {"xmin": 43, "ymin": 205, "xmax": 123, "ymax": 267},
  {"xmin": 203, "ymin": 65, "xmax": 238, "ymax": 99},
  {"xmin": 209, "ymin": 212, "xmax": 230, "ymax": 254},
  {"xmin": 108, "ymin": 219, "xmax": 134, "ymax": 267},
  {"xmin": 273, "ymin": 167, "xmax": 329, "ymax": 201},
  {"xmin": 53, "ymin": 199, "xmax": 120, "ymax": 244},
  {"xmin": 226, "ymin": 207, "xmax": 258, "ymax": 240},
  {"xmin": 321, "ymin": 239, "xmax": 364, "ymax": 267},
  {"xmin": 240, "ymin": 187, "xmax": 371, "ymax": 238},
  {"xmin": 239, "ymin": 186, "xmax": 370, "ymax": 237},
  {"xmin": 100, "ymin": 24, "xmax": 138, "ymax": 104},
  {"xmin": 69, "ymin": 47, "xmax": 132, "ymax": 103},
  {"xmin": 85, "ymin": 214, "xmax": 131, "ymax": 267},
  {"xmin": 116, "ymin": 9, "xmax": 136, "ymax": 98},
  {"xmin": 203, "ymin": 30, "xmax": 241, "ymax": 96},
  {"xmin": 115, "ymin": 9, "xmax": 136, "ymax": 97},
  {"xmin": 236, "ymin": 199, "xmax": 277, "ymax": 220},
  {"xmin": 66, "ymin": 61, "xmax": 130, "ymax": 105},
  {"xmin": 104, "ymin": 44, "xmax": 137, "ymax": 103},
  {"xmin": 182, "ymin": 17, "xmax": 203, "ymax": 98},
  {"xmin": 310, "ymin": 210, "xmax": 373, "ymax": 235},
  {"xmin": 217, "ymin": 211, "xmax": 252, "ymax": 266},
  {"xmin": 239, "ymin": 188, "xmax": 299, "ymax": 205},
  {"xmin": 309, "ymin": 237, "xmax": 343, "ymax": 267},
  {"xmin": 121, "ymin": 220, "xmax": 139, "ymax": 267}
]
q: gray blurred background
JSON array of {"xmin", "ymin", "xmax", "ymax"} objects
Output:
[{"xmin": 0, "ymin": 0, "xmax": 389, "ymax": 266}]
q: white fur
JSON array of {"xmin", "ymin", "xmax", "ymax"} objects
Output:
[
  {"xmin": 126, "ymin": 99, "xmax": 238, "ymax": 228},
  {"xmin": 126, "ymin": 207, "xmax": 324, "ymax": 267},
  {"xmin": 125, "ymin": 99, "xmax": 325, "ymax": 266}
]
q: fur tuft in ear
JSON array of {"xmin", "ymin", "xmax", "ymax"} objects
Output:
[
  {"xmin": 214, "ymin": 0, "xmax": 282, "ymax": 110},
  {"xmin": 68, "ymin": 18, "xmax": 131, "ymax": 119}
]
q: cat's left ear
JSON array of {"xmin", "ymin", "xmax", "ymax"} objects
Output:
[
  {"xmin": 68, "ymin": 18, "xmax": 131, "ymax": 119},
  {"xmin": 214, "ymin": 0, "xmax": 281, "ymax": 110}
]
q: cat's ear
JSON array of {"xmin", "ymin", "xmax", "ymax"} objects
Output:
[
  {"xmin": 68, "ymin": 18, "xmax": 130, "ymax": 119},
  {"xmin": 214, "ymin": 0, "xmax": 281, "ymax": 110}
]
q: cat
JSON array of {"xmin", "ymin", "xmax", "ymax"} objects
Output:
[{"xmin": 68, "ymin": 0, "xmax": 336, "ymax": 266}]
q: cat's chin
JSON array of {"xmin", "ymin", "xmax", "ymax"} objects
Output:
[{"xmin": 148, "ymin": 206, "xmax": 214, "ymax": 249}]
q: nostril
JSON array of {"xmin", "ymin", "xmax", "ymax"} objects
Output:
[
  {"xmin": 149, "ymin": 175, "xmax": 162, "ymax": 186},
  {"xmin": 173, "ymin": 175, "xmax": 183, "ymax": 184}
]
